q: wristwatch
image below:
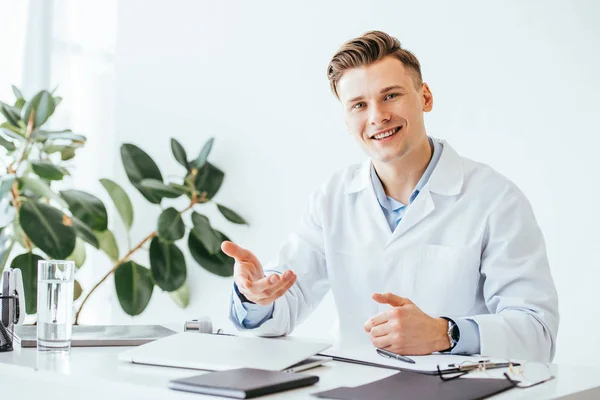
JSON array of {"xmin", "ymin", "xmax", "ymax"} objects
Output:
[{"xmin": 441, "ymin": 317, "xmax": 460, "ymax": 352}]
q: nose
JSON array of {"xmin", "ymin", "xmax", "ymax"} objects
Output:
[{"xmin": 369, "ymin": 104, "xmax": 391, "ymax": 126}]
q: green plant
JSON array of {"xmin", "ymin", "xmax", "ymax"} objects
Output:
[{"xmin": 0, "ymin": 86, "xmax": 247, "ymax": 323}]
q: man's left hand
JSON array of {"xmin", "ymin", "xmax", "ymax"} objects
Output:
[{"xmin": 364, "ymin": 292, "xmax": 451, "ymax": 355}]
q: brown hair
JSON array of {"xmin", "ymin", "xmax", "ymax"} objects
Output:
[{"xmin": 327, "ymin": 31, "xmax": 423, "ymax": 99}]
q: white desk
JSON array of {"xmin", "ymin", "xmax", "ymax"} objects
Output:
[{"xmin": 1, "ymin": 333, "xmax": 599, "ymax": 399}]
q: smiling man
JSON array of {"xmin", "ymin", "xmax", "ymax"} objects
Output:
[{"xmin": 223, "ymin": 31, "xmax": 559, "ymax": 362}]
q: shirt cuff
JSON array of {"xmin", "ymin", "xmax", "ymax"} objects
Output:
[
  {"xmin": 450, "ymin": 318, "xmax": 481, "ymax": 355},
  {"xmin": 229, "ymin": 283, "xmax": 274, "ymax": 329}
]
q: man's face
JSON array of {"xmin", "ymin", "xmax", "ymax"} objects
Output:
[{"xmin": 336, "ymin": 56, "xmax": 433, "ymax": 163}]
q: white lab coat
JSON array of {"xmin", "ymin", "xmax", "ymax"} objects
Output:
[{"xmin": 242, "ymin": 139, "xmax": 559, "ymax": 362}]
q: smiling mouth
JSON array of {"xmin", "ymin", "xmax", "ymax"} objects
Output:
[{"xmin": 371, "ymin": 126, "xmax": 402, "ymax": 140}]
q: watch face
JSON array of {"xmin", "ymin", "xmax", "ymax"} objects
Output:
[{"xmin": 451, "ymin": 323, "xmax": 460, "ymax": 342}]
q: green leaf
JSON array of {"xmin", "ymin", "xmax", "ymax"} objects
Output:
[
  {"xmin": 194, "ymin": 137, "xmax": 214, "ymax": 169},
  {"xmin": 217, "ymin": 204, "xmax": 248, "ymax": 225},
  {"xmin": 61, "ymin": 147, "xmax": 77, "ymax": 161},
  {"xmin": 0, "ymin": 228, "xmax": 15, "ymax": 271},
  {"xmin": 157, "ymin": 207, "xmax": 185, "ymax": 242},
  {"xmin": 0, "ymin": 174, "xmax": 15, "ymax": 202},
  {"xmin": 0, "ymin": 133, "xmax": 16, "ymax": 152},
  {"xmin": 95, "ymin": 229, "xmax": 119, "ymax": 262},
  {"xmin": 73, "ymin": 279, "xmax": 83, "ymax": 301},
  {"xmin": 188, "ymin": 230, "xmax": 234, "ymax": 277},
  {"xmin": 114, "ymin": 261, "xmax": 154, "ymax": 316},
  {"xmin": 193, "ymin": 162, "xmax": 224, "ymax": 201},
  {"xmin": 168, "ymin": 183, "xmax": 192, "ymax": 195},
  {"xmin": 140, "ymin": 179, "xmax": 184, "ymax": 199},
  {"xmin": 11, "ymin": 252, "xmax": 44, "ymax": 314},
  {"xmin": 169, "ymin": 281, "xmax": 190, "ymax": 308},
  {"xmin": 171, "ymin": 138, "xmax": 189, "ymax": 171},
  {"xmin": 1, "ymin": 124, "xmax": 25, "ymax": 139},
  {"xmin": 33, "ymin": 130, "xmax": 86, "ymax": 143},
  {"xmin": 42, "ymin": 143, "xmax": 79, "ymax": 156},
  {"xmin": 12, "ymin": 219, "xmax": 29, "ymax": 249},
  {"xmin": 30, "ymin": 161, "xmax": 69, "ymax": 181},
  {"xmin": 190, "ymin": 212, "xmax": 222, "ymax": 254},
  {"xmin": 120, "ymin": 143, "xmax": 164, "ymax": 204},
  {"xmin": 19, "ymin": 201, "xmax": 76, "ymax": 259},
  {"xmin": 14, "ymin": 98, "xmax": 25, "ymax": 111},
  {"xmin": 12, "ymin": 85, "xmax": 23, "ymax": 100},
  {"xmin": 67, "ymin": 237, "xmax": 87, "ymax": 268},
  {"xmin": 99, "ymin": 178, "xmax": 134, "ymax": 231},
  {"xmin": 70, "ymin": 216, "xmax": 100, "ymax": 248},
  {"xmin": 53, "ymin": 96, "xmax": 63, "ymax": 107},
  {"xmin": 18, "ymin": 176, "xmax": 68, "ymax": 208},
  {"xmin": 0, "ymin": 102, "xmax": 21, "ymax": 126},
  {"xmin": 23, "ymin": 90, "xmax": 56, "ymax": 128},
  {"xmin": 149, "ymin": 237, "xmax": 186, "ymax": 291},
  {"xmin": 60, "ymin": 190, "xmax": 108, "ymax": 231}
]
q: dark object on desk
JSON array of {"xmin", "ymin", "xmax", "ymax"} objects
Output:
[
  {"xmin": 13, "ymin": 324, "xmax": 175, "ymax": 347},
  {"xmin": 0, "ymin": 295, "xmax": 16, "ymax": 352},
  {"xmin": 313, "ymin": 370, "xmax": 516, "ymax": 400},
  {"xmin": 169, "ymin": 368, "xmax": 319, "ymax": 398}
]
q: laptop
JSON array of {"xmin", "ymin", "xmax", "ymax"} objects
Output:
[
  {"xmin": 118, "ymin": 332, "xmax": 332, "ymax": 372},
  {"xmin": 13, "ymin": 325, "xmax": 176, "ymax": 347}
]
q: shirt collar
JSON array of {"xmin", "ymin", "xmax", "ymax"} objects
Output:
[
  {"xmin": 345, "ymin": 137, "xmax": 464, "ymax": 197},
  {"xmin": 370, "ymin": 137, "xmax": 442, "ymax": 211}
]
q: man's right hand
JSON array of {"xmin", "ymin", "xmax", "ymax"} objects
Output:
[{"xmin": 221, "ymin": 241, "xmax": 297, "ymax": 306}]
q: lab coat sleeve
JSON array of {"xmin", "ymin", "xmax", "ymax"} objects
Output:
[
  {"xmin": 469, "ymin": 191, "xmax": 559, "ymax": 362},
  {"xmin": 230, "ymin": 188, "xmax": 329, "ymax": 336}
]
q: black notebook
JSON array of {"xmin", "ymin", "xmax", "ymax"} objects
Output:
[
  {"xmin": 169, "ymin": 368, "xmax": 320, "ymax": 398},
  {"xmin": 313, "ymin": 370, "xmax": 515, "ymax": 400}
]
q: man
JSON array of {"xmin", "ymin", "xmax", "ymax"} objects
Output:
[{"xmin": 223, "ymin": 31, "xmax": 559, "ymax": 362}]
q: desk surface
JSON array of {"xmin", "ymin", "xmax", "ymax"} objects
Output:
[{"xmin": 0, "ymin": 331, "xmax": 599, "ymax": 399}]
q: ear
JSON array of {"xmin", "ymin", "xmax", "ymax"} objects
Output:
[{"xmin": 422, "ymin": 82, "xmax": 433, "ymax": 112}]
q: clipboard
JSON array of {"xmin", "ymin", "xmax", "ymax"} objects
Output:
[{"xmin": 320, "ymin": 347, "xmax": 519, "ymax": 375}]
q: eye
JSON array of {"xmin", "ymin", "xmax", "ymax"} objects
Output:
[
  {"xmin": 352, "ymin": 102, "xmax": 366, "ymax": 110},
  {"xmin": 385, "ymin": 93, "xmax": 399, "ymax": 100}
]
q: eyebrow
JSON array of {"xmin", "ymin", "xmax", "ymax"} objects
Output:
[{"xmin": 347, "ymin": 85, "xmax": 407, "ymax": 103}]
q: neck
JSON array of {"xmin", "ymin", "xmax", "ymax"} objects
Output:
[{"xmin": 373, "ymin": 137, "xmax": 433, "ymax": 204}]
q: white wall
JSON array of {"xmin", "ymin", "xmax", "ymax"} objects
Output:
[{"xmin": 110, "ymin": 0, "xmax": 600, "ymax": 366}]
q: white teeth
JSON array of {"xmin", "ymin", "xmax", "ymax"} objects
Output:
[{"xmin": 372, "ymin": 126, "xmax": 400, "ymax": 140}]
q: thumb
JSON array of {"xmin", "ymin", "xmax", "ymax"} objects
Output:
[
  {"xmin": 221, "ymin": 241, "xmax": 261, "ymax": 271},
  {"xmin": 221, "ymin": 241, "xmax": 246, "ymax": 260},
  {"xmin": 372, "ymin": 292, "xmax": 413, "ymax": 307}
]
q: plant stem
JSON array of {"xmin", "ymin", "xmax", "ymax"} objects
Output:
[
  {"xmin": 74, "ymin": 230, "xmax": 157, "ymax": 324},
  {"xmin": 11, "ymin": 111, "xmax": 35, "ymax": 174}
]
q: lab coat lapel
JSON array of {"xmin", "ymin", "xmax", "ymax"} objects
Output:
[
  {"xmin": 388, "ymin": 188, "xmax": 435, "ymax": 243},
  {"xmin": 387, "ymin": 140, "xmax": 464, "ymax": 244},
  {"xmin": 346, "ymin": 160, "xmax": 392, "ymax": 240}
]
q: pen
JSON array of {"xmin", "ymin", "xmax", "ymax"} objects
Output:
[{"xmin": 376, "ymin": 348, "xmax": 416, "ymax": 364}]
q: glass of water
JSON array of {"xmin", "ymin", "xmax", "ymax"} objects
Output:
[{"xmin": 37, "ymin": 260, "xmax": 75, "ymax": 352}]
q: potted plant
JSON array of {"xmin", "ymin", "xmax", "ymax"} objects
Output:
[{"xmin": 0, "ymin": 86, "xmax": 247, "ymax": 323}]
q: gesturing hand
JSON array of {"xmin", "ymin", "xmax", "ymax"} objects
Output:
[
  {"xmin": 364, "ymin": 292, "xmax": 450, "ymax": 355},
  {"xmin": 221, "ymin": 241, "xmax": 297, "ymax": 306}
]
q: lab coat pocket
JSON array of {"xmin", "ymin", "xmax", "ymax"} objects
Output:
[{"xmin": 409, "ymin": 245, "xmax": 480, "ymax": 316}]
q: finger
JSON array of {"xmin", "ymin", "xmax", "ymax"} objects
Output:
[
  {"xmin": 370, "ymin": 333, "xmax": 394, "ymax": 350},
  {"xmin": 364, "ymin": 311, "xmax": 390, "ymax": 332},
  {"xmin": 258, "ymin": 273, "xmax": 297, "ymax": 304},
  {"xmin": 248, "ymin": 272, "xmax": 296, "ymax": 304},
  {"xmin": 221, "ymin": 241, "xmax": 260, "ymax": 265},
  {"xmin": 249, "ymin": 270, "xmax": 295, "ymax": 292},
  {"xmin": 369, "ymin": 323, "xmax": 392, "ymax": 339},
  {"xmin": 372, "ymin": 292, "xmax": 413, "ymax": 307}
]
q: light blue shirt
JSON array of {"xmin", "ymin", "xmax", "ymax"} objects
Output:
[{"xmin": 230, "ymin": 138, "xmax": 480, "ymax": 354}]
